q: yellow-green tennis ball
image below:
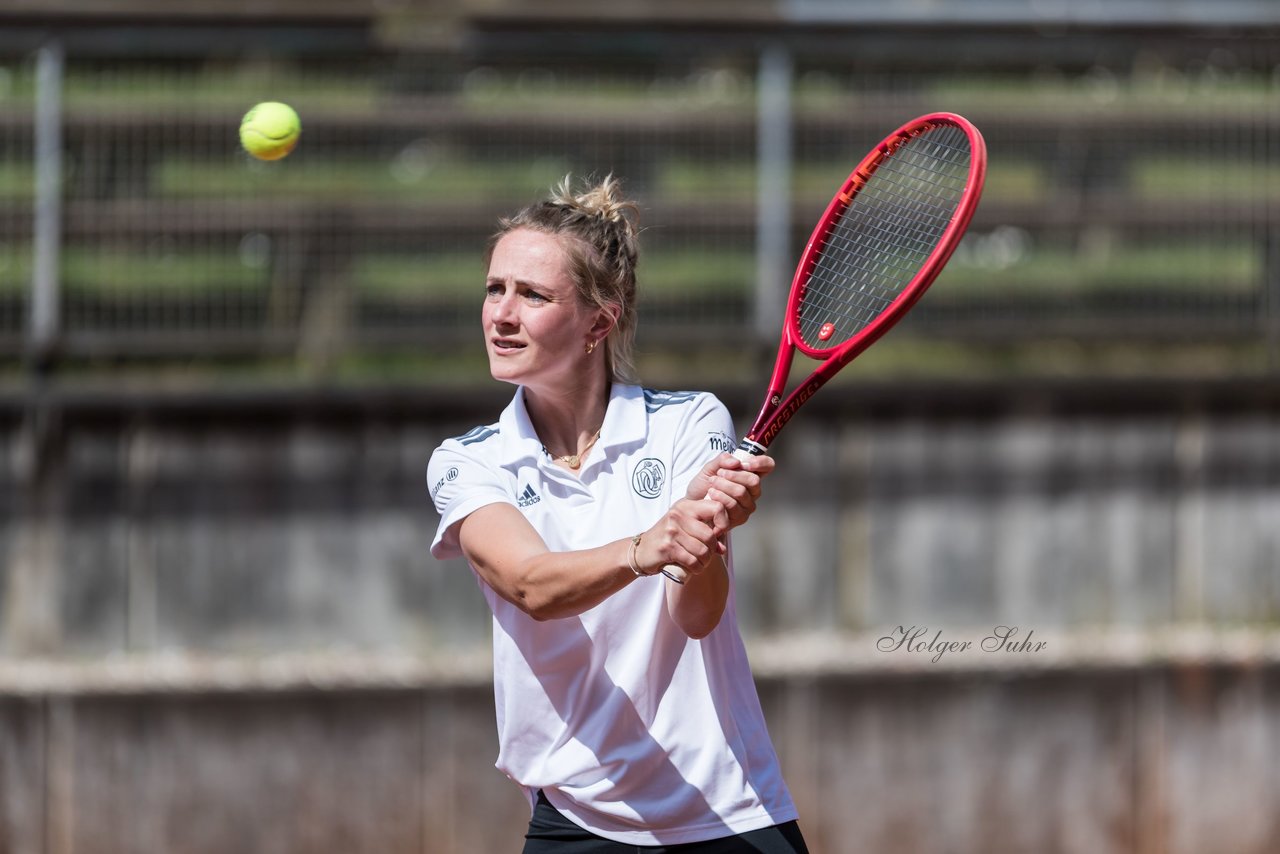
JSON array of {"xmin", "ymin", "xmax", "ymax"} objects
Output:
[{"xmin": 239, "ymin": 102, "xmax": 300, "ymax": 161}]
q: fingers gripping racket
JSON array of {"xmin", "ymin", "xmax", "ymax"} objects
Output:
[{"xmin": 664, "ymin": 112, "xmax": 986, "ymax": 584}]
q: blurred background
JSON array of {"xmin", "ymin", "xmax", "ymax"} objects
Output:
[{"xmin": 2, "ymin": 1, "xmax": 1280, "ymax": 852}]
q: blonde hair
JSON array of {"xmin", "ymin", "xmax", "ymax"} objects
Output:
[{"xmin": 487, "ymin": 174, "xmax": 641, "ymax": 383}]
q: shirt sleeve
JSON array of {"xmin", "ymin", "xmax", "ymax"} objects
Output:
[
  {"xmin": 426, "ymin": 441, "xmax": 515, "ymax": 561},
  {"xmin": 668, "ymin": 392, "xmax": 739, "ymax": 500}
]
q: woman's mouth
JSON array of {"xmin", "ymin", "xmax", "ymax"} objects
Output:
[{"xmin": 492, "ymin": 338, "xmax": 526, "ymax": 351}]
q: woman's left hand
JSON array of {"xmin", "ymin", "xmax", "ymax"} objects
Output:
[{"xmin": 684, "ymin": 452, "xmax": 775, "ymax": 530}]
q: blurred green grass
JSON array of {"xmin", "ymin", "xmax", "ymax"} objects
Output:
[
  {"xmin": 938, "ymin": 242, "xmax": 1260, "ymax": 294},
  {"xmin": 152, "ymin": 156, "xmax": 572, "ymax": 202},
  {"xmin": 653, "ymin": 158, "xmax": 1047, "ymax": 204},
  {"xmin": 0, "ymin": 248, "xmax": 263, "ymax": 294},
  {"xmin": 355, "ymin": 249, "xmax": 755, "ymax": 297},
  {"xmin": 0, "ymin": 241, "xmax": 1255, "ymax": 299},
  {"xmin": 145, "ymin": 153, "xmax": 1280, "ymax": 207},
  {"xmin": 0, "ymin": 163, "xmax": 33, "ymax": 199},
  {"xmin": 0, "ymin": 61, "xmax": 1268, "ymax": 116},
  {"xmin": 7, "ymin": 154, "xmax": 1276, "ymax": 208},
  {"xmin": 1133, "ymin": 158, "xmax": 1280, "ymax": 200},
  {"xmin": 0, "ymin": 64, "xmax": 379, "ymax": 110},
  {"xmin": 149, "ymin": 155, "xmax": 1048, "ymax": 206},
  {"xmin": 923, "ymin": 72, "xmax": 1280, "ymax": 115}
]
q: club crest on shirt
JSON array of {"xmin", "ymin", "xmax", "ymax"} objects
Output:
[{"xmin": 631, "ymin": 458, "xmax": 666, "ymax": 499}]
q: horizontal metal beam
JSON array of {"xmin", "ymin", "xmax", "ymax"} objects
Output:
[
  {"xmin": 458, "ymin": 0, "xmax": 1280, "ymax": 29},
  {"xmin": 0, "ymin": 0, "xmax": 379, "ymax": 19},
  {"xmin": 5, "ymin": 374, "xmax": 1280, "ymax": 424},
  {"xmin": 0, "ymin": 198, "xmax": 1265, "ymax": 239},
  {"xmin": 782, "ymin": 0, "xmax": 1280, "ymax": 28}
]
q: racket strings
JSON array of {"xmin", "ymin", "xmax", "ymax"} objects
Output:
[
  {"xmin": 802, "ymin": 130, "xmax": 968, "ymax": 341},
  {"xmin": 798, "ymin": 124, "xmax": 971, "ymax": 350},
  {"xmin": 800, "ymin": 131, "xmax": 967, "ymax": 345}
]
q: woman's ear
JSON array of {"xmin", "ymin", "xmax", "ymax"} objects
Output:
[{"xmin": 588, "ymin": 304, "xmax": 621, "ymax": 342}]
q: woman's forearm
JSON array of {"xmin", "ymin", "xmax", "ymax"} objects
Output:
[
  {"xmin": 509, "ymin": 538, "xmax": 639, "ymax": 620},
  {"xmin": 665, "ymin": 554, "xmax": 729, "ymax": 638}
]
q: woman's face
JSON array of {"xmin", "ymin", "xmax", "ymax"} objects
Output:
[{"xmin": 483, "ymin": 228, "xmax": 603, "ymax": 389}]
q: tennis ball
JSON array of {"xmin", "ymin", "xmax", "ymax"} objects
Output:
[{"xmin": 239, "ymin": 102, "xmax": 300, "ymax": 161}]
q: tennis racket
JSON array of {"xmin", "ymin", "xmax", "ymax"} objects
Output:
[{"xmin": 665, "ymin": 112, "xmax": 986, "ymax": 584}]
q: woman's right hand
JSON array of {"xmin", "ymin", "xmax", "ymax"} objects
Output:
[
  {"xmin": 636, "ymin": 497, "xmax": 730, "ymax": 578},
  {"xmin": 684, "ymin": 452, "xmax": 775, "ymax": 530}
]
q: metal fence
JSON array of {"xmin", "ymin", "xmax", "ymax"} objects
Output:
[{"xmin": 3, "ymin": 37, "xmax": 1280, "ymax": 374}]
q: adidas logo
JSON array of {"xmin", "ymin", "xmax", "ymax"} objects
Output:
[{"xmin": 517, "ymin": 484, "xmax": 541, "ymax": 508}]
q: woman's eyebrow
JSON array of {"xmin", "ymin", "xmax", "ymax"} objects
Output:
[{"xmin": 487, "ymin": 276, "xmax": 554, "ymax": 291}]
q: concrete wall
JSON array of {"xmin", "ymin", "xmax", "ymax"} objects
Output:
[
  {"xmin": 4, "ymin": 380, "xmax": 1278, "ymax": 658},
  {"xmin": 3, "ymin": 663, "xmax": 1279, "ymax": 854},
  {"xmin": 2, "ymin": 378, "xmax": 1279, "ymax": 853}
]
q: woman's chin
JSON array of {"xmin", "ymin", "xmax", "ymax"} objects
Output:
[{"xmin": 487, "ymin": 361, "xmax": 525, "ymax": 385}]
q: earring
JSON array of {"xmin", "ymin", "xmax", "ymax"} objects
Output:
[{"xmin": 585, "ymin": 340, "xmax": 598, "ymax": 355}]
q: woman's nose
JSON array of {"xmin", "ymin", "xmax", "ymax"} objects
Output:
[{"xmin": 489, "ymin": 292, "xmax": 516, "ymax": 327}]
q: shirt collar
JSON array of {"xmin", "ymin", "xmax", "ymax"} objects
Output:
[
  {"xmin": 497, "ymin": 386, "xmax": 546, "ymax": 466},
  {"xmin": 598, "ymin": 383, "xmax": 648, "ymax": 452},
  {"xmin": 496, "ymin": 383, "xmax": 649, "ymax": 469}
]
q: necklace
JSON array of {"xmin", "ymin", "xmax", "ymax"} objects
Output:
[{"xmin": 545, "ymin": 427, "xmax": 602, "ymax": 469}]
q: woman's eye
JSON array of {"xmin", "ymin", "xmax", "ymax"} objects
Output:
[
  {"xmin": 525, "ymin": 290, "xmax": 548, "ymax": 303},
  {"xmin": 485, "ymin": 284, "xmax": 503, "ymax": 298}
]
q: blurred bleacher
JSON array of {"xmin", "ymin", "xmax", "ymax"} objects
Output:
[{"xmin": 0, "ymin": 0, "xmax": 1278, "ymax": 377}]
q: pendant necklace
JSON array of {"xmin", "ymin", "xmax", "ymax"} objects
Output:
[{"xmin": 546, "ymin": 427, "xmax": 602, "ymax": 469}]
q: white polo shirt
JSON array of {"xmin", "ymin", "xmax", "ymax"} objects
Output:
[{"xmin": 428, "ymin": 383, "xmax": 797, "ymax": 846}]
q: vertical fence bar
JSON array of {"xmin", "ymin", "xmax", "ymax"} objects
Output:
[
  {"xmin": 30, "ymin": 41, "xmax": 64, "ymax": 366},
  {"xmin": 754, "ymin": 43, "xmax": 793, "ymax": 345}
]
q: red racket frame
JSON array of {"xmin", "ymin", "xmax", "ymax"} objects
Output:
[{"xmin": 740, "ymin": 112, "xmax": 987, "ymax": 453}]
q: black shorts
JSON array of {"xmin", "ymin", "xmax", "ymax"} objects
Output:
[{"xmin": 521, "ymin": 791, "xmax": 810, "ymax": 854}]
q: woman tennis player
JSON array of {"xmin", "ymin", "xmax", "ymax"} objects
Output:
[{"xmin": 427, "ymin": 176, "xmax": 808, "ymax": 853}]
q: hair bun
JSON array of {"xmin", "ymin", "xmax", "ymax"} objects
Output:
[{"xmin": 552, "ymin": 174, "xmax": 638, "ymax": 231}]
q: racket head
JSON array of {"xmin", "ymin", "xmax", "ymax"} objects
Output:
[
  {"xmin": 742, "ymin": 112, "xmax": 986, "ymax": 450},
  {"xmin": 786, "ymin": 112, "xmax": 986, "ymax": 360}
]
